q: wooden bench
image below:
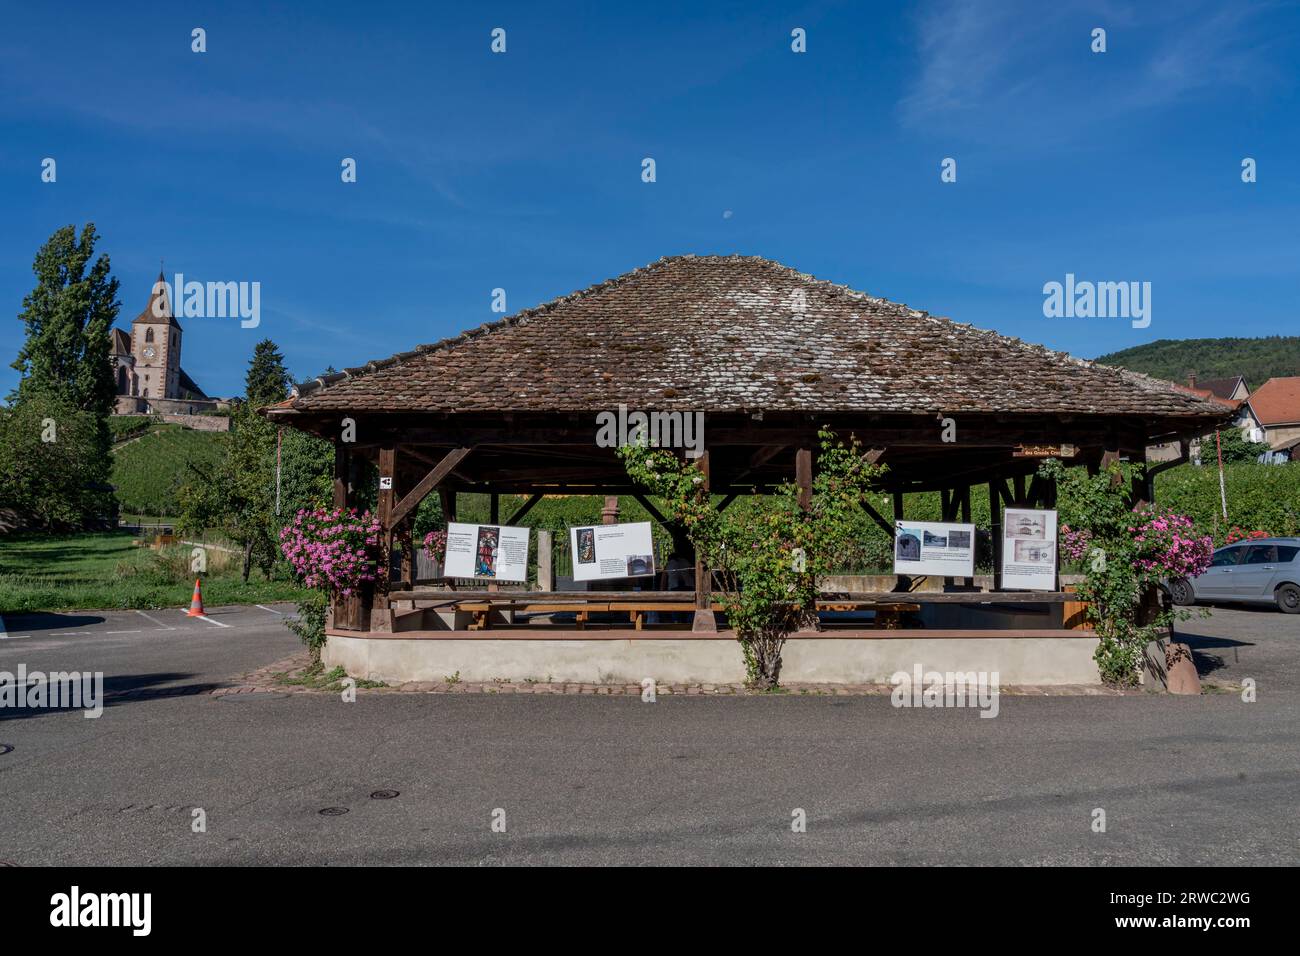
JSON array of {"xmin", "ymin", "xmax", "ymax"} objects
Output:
[
  {"xmin": 607, "ymin": 599, "xmax": 696, "ymax": 630},
  {"xmin": 457, "ymin": 600, "xmax": 612, "ymax": 630}
]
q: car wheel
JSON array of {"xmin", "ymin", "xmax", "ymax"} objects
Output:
[
  {"xmin": 1168, "ymin": 579, "xmax": 1195, "ymax": 606},
  {"xmin": 1276, "ymin": 583, "xmax": 1300, "ymax": 614}
]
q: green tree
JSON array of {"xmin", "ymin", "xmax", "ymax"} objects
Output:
[
  {"xmin": 244, "ymin": 340, "xmax": 291, "ymax": 408},
  {"xmin": 177, "ymin": 340, "xmax": 293, "ymax": 579},
  {"xmin": 0, "ymin": 394, "xmax": 113, "ymax": 530},
  {"xmin": 1211, "ymin": 428, "xmax": 1272, "ymax": 465},
  {"xmin": 5, "ymin": 224, "xmax": 120, "ymax": 528},
  {"xmin": 11, "ymin": 224, "xmax": 120, "ymax": 422}
]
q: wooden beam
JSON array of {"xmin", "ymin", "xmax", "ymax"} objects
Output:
[
  {"xmin": 860, "ymin": 499, "xmax": 894, "ymax": 536},
  {"xmin": 631, "ymin": 493, "xmax": 672, "ymax": 531},
  {"xmin": 729, "ymin": 444, "xmax": 788, "ymax": 486},
  {"xmin": 505, "ymin": 493, "xmax": 543, "ymax": 525},
  {"xmin": 489, "ymin": 493, "xmax": 499, "ymax": 524},
  {"xmin": 716, "ymin": 493, "xmax": 739, "ymax": 513},
  {"xmin": 391, "ymin": 447, "xmax": 472, "ymax": 527},
  {"xmin": 439, "ymin": 489, "xmax": 457, "ymax": 523}
]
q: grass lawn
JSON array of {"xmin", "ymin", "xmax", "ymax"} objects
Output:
[{"xmin": 0, "ymin": 531, "xmax": 302, "ymax": 613}]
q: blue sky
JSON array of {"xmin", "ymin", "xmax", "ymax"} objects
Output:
[{"xmin": 2, "ymin": 0, "xmax": 1298, "ymax": 398}]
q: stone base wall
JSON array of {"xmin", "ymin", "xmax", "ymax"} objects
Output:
[{"xmin": 324, "ymin": 633, "xmax": 1101, "ymax": 686}]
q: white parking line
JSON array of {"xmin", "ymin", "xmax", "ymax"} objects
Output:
[
  {"xmin": 105, "ymin": 630, "xmax": 142, "ymax": 635},
  {"xmin": 255, "ymin": 604, "xmax": 284, "ymax": 616},
  {"xmin": 184, "ymin": 611, "xmax": 232, "ymax": 628},
  {"xmin": 135, "ymin": 609, "xmax": 176, "ymax": 630}
]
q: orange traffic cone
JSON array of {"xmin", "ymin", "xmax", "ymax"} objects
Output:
[{"xmin": 186, "ymin": 578, "xmax": 207, "ymax": 617}]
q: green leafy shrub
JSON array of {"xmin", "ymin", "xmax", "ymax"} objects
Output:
[{"xmin": 620, "ymin": 429, "xmax": 884, "ymax": 688}]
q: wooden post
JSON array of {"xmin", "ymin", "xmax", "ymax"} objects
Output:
[
  {"xmin": 537, "ymin": 530, "xmax": 553, "ymax": 592},
  {"xmin": 328, "ymin": 444, "xmax": 351, "ymax": 632},
  {"xmin": 1130, "ymin": 450, "xmax": 1150, "ymax": 508},
  {"xmin": 988, "ymin": 480, "xmax": 1002, "ymax": 591},
  {"xmin": 959, "ymin": 484, "xmax": 974, "ymax": 588},
  {"xmin": 692, "ymin": 450, "xmax": 716, "ymax": 633},
  {"xmin": 439, "ymin": 489, "xmax": 457, "ymax": 523},
  {"xmin": 795, "ymin": 447, "xmax": 813, "ymax": 511},
  {"xmin": 372, "ymin": 446, "xmax": 396, "ymax": 631},
  {"xmin": 487, "ymin": 492, "xmax": 501, "ymax": 593},
  {"xmin": 333, "ymin": 444, "xmax": 351, "ymax": 508}
]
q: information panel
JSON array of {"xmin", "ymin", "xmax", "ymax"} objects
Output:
[
  {"xmin": 570, "ymin": 521, "xmax": 656, "ymax": 582},
  {"xmin": 893, "ymin": 520, "xmax": 976, "ymax": 578},
  {"xmin": 443, "ymin": 522, "xmax": 530, "ymax": 582},
  {"xmin": 1001, "ymin": 508, "xmax": 1058, "ymax": 591}
]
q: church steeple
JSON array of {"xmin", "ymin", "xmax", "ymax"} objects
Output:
[{"xmin": 132, "ymin": 269, "xmax": 182, "ymax": 330}]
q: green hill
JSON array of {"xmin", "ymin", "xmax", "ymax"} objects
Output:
[
  {"xmin": 1094, "ymin": 336, "xmax": 1300, "ymax": 388},
  {"xmin": 111, "ymin": 423, "xmax": 225, "ymax": 519}
]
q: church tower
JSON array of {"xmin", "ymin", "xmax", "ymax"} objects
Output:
[{"xmin": 130, "ymin": 271, "xmax": 183, "ymax": 400}]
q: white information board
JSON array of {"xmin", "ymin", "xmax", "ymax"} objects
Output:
[
  {"xmin": 1001, "ymin": 508, "xmax": 1058, "ymax": 591},
  {"xmin": 893, "ymin": 520, "xmax": 976, "ymax": 578},
  {"xmin": 443, "ymin": 522, "xmax": 530, "ymax": 582},
  {"xmin": 570, "ymin": 521, "xmax": 656, "ymax": 581}
]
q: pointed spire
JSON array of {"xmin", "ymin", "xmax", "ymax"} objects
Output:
[
  {"xmin": 132, "ymin": 266, "xmax": 181, "ymax": 328},
  {"xmin": 149, "ymin": 270, "xmax": 171, "ymax": 319}
]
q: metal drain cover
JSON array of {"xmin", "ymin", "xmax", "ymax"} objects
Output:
[
  {"xmin": 370, "ymin": 789, "xmax": 399, "ymax": 800},
  {"xmin": 318, "ymin": 807, "xmax": 350, "ymax": 816}
]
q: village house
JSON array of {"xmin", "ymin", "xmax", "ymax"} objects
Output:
[{"xmin": 1244, "ymin": 376, "xmax": 1300, "ymax": 462}]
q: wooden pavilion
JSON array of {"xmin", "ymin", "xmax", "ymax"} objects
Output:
[{"xmin": 265, "ymin": 254, "xmax": 1229, "ymax": 656}]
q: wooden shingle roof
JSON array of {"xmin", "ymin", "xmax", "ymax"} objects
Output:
[{"xmin": 287, "ymin": 255, "xmax": 1229, "ymax": 419}]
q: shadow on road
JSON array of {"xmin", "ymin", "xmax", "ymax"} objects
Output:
[
  {"xmin": 1, "ymin": 612, "xmax": 107, "ymax": 632},
  {"xmin": 0, "ymin": 672, "xmax": 229, "ymax": 722}
]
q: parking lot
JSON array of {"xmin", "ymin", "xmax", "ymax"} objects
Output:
[{"xmin": 0, "ymin": 603, "xmax": 1297, "ymax": 865}]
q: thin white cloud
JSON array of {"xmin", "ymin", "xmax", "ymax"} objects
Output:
[{"xmin": 899, "ymin": 0, "xmax": 1289, "ymax": 139}]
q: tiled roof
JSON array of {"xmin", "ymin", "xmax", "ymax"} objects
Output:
[
  {"xmin": 130, "ymin": 272, "xmax": 183, "ymax": 330},
  {"xmin": 1249, "ymin": 376, "xmax": 1300, "ymax": 426},
  {"xmin": 1171, "ymin": 382, "xmax": 1239, "ymax": 410},
  {"xmin": 1197, "ymin": 376, "xmax": 1247, "ymax": 399},
  {"xmin": 109, "ymin": 328, "xmax": 131, "ymax": 356},
  {"xmin": 287, "ymin": 255, "xmax": 1231, "ymax": 419}
]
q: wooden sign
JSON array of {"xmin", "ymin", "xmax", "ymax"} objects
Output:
[{"xmin": 1013, "ymin": 443, "xmax": 1076, "ymax": 458}]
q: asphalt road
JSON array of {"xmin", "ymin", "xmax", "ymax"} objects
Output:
[{"xmin": 0, "ymin": 603, "xmax": 1296, "ymax": 865}]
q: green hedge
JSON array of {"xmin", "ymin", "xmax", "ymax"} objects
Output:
[{"xmin": 1155, "ymin": 462, "xmax": 1300, "ymax": 543}]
